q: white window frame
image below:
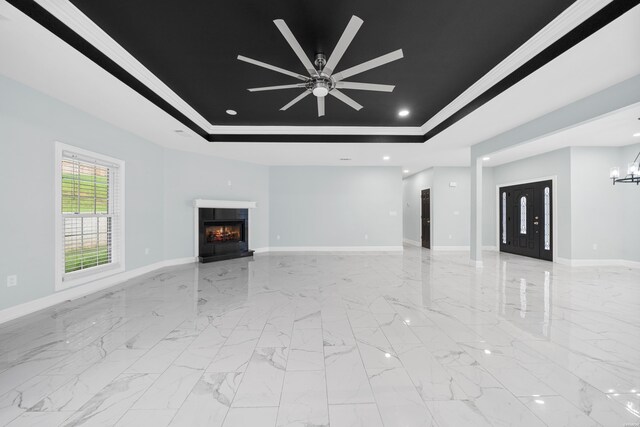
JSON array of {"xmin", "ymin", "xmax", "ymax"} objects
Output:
[{"xmin": 54, "ymin": 142, "xmax": 125, "ymax": 291}]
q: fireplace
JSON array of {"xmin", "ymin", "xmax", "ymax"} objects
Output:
[{"xmin": 198, "ymin": 208, "xmax": 253, "ymax": 263}]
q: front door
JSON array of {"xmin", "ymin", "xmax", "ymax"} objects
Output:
[
  {"xmin": 421, "ymin": 189, "xmax": 430, "ymax": 249},
  {"xmin": 499, "ymin": 180, "xmax": 552, "ymax": 261}
]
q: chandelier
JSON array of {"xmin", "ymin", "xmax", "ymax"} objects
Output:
[{"xmin": 610, "ymin": 150, "xmax": 640, "ymax": 185}]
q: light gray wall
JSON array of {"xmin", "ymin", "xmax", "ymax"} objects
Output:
[
  {"xmin": 0, "ymin": 75, "xmax": 165, "ymax": 310},
  {"xmin": 621, "ymin": 143, "xmax": 640, "ymax": 262},
  {"xmin": 482, "ymin": 167, "xmax": 496, "ymax": 247},
  {"xmin": 402, "ymin": 168, "xmax": 433, "ymax": 244},
  {"xmin": 269, "ymin": 166, "xmax": 403, "ymax": 247},
  {"xmin": 490, "ymin": 148, "xmax": 572, "ymax": 259},
  {"xmin": 570, "ymin": 145, "xmax": 639, "ymax": 262},
  {"xmin": 431, "ymin": 167, "xmax": 470, "ymax": 247},
  {"xmin": 163, "ymin": 150, "xmax": 270, "ymax": 258}
]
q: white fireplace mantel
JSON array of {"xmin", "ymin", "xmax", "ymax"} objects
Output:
[
  {"xmin": 193, "ymin": 199, "xmax": 257, "ymax": 209},
  {"xmin": 193, "ymin": 199, "xmax": 257, "ymax": 258}
]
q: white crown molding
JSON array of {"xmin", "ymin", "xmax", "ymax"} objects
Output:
[
  {"xmin": 208, "ymin": 125, "xmax": 423, "ymax": 135},
  {"xmin": 0, "ymin": 257, "xmax": 195, "ymax": 325},
  {"xmin": 36, "ymin": 0, "xmax": 212, "ymax": 132},
  {"xmin": 420, "ymin": 0, "xmax": 614, "ymax": 134}
]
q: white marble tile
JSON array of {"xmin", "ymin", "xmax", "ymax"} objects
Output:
[
  {"xmin": 60, "ymin": 372, "xmax": 158, "ymax": 427},
  {"xmin": 31, "ymin": 349, "xmax": 146, "ymax": 412},
  {"xmin": 222, "ymin": 407, "xmax": 278, "ymax": 427},
  {"xmin": 205, "ymin": 329, "xmax": 261, "ymax": 373},
  {"xmin": 114, "ymin": 409, "xmax": 176, "ymax": 427},
  {"xmin": 2, "ymin": 249, "xmax": 640, "ymax": 427},
  {"xmin": 328, "ymin": 404, "xmax": 383, "ymax": 427},
  {"xmin": 5, "ymin": 411, "xmax": 72, "ymax": 427},
  {"xmin": 324, "ymin": 346, "xmax": 374, "ymax": 404},
  {"xmin": 276, "ymin": 371, "xmax": 328, "ymax": 427},
  {"xmin": 170, "ymin": 372, "xmax": 243, "ymax": 427},
  {"xmin": 519, "ymin": 395, "xmax": 600, "ymax": 427},
  {"xmin": 132, "ymin": 365, "xmax": 203, "ymax": 410},
  {"xmin": 232, "ymin": 347, "xmax": 288, "ymax": 407},
  {"xmin": 426, "ymin": 400, "xmax": 492, "ymax": 427},
  {"xmin": 367, "ymin": 367, "xmax": 435, "ymax": 427}
]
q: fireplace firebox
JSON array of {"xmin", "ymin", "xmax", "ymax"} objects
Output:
[{"xmin": 198, "ymin": 208, "xmax": 253, "ymax": 263}]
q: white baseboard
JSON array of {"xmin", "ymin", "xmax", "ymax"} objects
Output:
[
  {"xmin": 0, "ymin": 257, "xmax": 196, "ymax": 325},
  {"xmin": 432, "ymin": 246, "xmax": 470, "ymax": 251},
  {"xmin": 266, "ymin": 246, "xmax": 404, "ymax": 252},
  {"xmin": 483, "ymin": 246, "xmax": 498, "ymax": 251},
  {"xmin": 403, "ymin": 239, "xmax": 421, "ymax": 247},
  {"xmin": 556, "ymin": 257, "xmax": 640, "ymax": 268}
]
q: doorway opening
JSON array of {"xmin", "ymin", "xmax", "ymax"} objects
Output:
[
  {"xmin": 421, "ymin": 189, "xmax": 430, "ymax": 249},
  {"xmin": 499, "ymin": 180, "xmax": 552, "ymax": 261}
]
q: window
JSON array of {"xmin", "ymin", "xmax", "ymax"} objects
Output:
[
  {"xmin": 55, "ymin": 143, "xmax": 124, "ymax": 290},
  {"xmin": 520, "ymin": 196, "xmax": 527, "ymax": 234},
  {"xmin": 544, "ymin": 187, "xmax": 551, "ymax": 250}
]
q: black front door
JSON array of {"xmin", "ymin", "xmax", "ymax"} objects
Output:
[
  {"xmin": 499, "ymin": 180, "xmax": 552, "ymax": 261},
  {"xmin": 421, "ymin": 189, "xmax": 430, "ymax": 249}
]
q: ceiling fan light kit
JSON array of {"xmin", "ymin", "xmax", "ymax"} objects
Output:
[{"xmin": 238, "ymin": 15, "xmax": 403, "ymax": 117}]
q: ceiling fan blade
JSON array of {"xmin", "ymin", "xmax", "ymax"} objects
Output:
[
  {"xmin": 317, "ymin": 96, "xmax": 325, "ymax": 117},
  {"xmin": 332, "ymin": 49, "xmax": 404, "ymax": 81},
  {"xmin": 281, "ymin": 90, "xmax": 311, "ymax": 111},
  {"xmin": 329, "ymin": 89, "xmax": 363, "ymax": 111},
  {"xmin": 335, "ymin": 82, "xmax": 395, "ymax": 92},
  {"xmin": 322, "ymin": 15, "xmax": 363, "ymax": 77},
  {"xmin": 248, "ymin": 83, "xmax": 307, "ymax": 92},
  {"xmin": 237, "ymin": 55, "xmax": 308, "ymax": 81},
  {"xmin": 273, "ymin": 19, "xmax": 319, "ymax": 77}
]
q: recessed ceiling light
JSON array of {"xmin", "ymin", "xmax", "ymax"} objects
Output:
[
  {"xmin": 226, "ymin": 109, "xmax": 237, "ymax": 116},
  {"xmin": 383, "ymin": 156, "xmax": 390, "ymax": 161},
  {"xmin": 398, "ymin": 109, "xmax": 410, "ymax": 117},
  {"xmin": 482, "ymin": 156, "xmax": 491, "ymax": 161},
  {"xmin": 339, "ymin": 158, "xmax": 352, "ymax": 161},
  {"xmin": 633, "ymin": 132, "xmax": 640, "ymax": 137},
  {"xmin": 403, "ymin": 169, "xmax": 410, "ymax": 173}
]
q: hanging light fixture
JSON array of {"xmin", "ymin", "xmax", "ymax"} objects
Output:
[{"xmin": 610, "ymin": 150, "xmax": 640, "ymax": 185}]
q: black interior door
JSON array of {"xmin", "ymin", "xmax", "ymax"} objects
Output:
[
  {"xmin": 421, "ymin": 189, "xmax": 430, "ymax": 249},
  {"xmin": 499, "ymin": 180, "xmax": 552, "ymax": 261}
]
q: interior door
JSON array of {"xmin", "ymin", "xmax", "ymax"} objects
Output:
[
  {"xmin": 499, "ymin": 180, "xmax": 552, "ymax": 261},
  {"xmin": 421, "ymin": 189, "xmax": 430, "ymax": 249}
]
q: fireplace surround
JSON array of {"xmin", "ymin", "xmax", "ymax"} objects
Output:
[{"xmin": 196, "ymin": 201, "xmax": 255, "ymax": 263}]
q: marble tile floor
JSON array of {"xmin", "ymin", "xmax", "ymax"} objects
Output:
[{"xmin": 0, "ymin": 246, "xmax": 639, "ymax": 426}]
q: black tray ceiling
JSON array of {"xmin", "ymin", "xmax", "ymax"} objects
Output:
[{"xmin": 67, "ymin": 0, "xmax": 575, "ymax": 127}]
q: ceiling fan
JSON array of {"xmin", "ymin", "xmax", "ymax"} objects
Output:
[{"xmin": 237, "ymin": 15, "xmax": 403, "ymax": 117}]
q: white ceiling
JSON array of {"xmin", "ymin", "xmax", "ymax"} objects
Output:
[{"xmin": 0, "ymin": 1, "xmax": 639, "ymax": 174}]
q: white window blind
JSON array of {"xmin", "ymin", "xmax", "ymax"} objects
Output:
[{"xmin": 56, "ymin": 144, "xmax": 123, "ymax": 288}]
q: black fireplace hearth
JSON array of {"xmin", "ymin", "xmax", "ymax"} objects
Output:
[{"xmin": 198, "ymin": 208, "xmax": 253, "ymax": 263}]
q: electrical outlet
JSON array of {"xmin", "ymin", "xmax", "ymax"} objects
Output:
[
  {"xmin": 145, "ymin": 248, "xmax": 150, "ymax": 255},
  {"xmin": 592, "ymin": 243, "xmax": 598, "ymax": 250},
  {"xmin": 448, "ymin": 234, "xmax": 453, "ymax": 240},
  {"xmin": 7, "ymin": 275, "xmax": 17, "ymax": 288},
  {"xmin": 364, "ymin": 234, "xmax": 369, "ymax": 240},
  {"xmin": 276, "ymin": 234, "xmax": 281, "ymax": 240},
  {"xmin": 227, "ymin": 180, "xmax": 232, "ymax": 186}
]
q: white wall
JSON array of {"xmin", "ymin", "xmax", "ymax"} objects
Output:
[
  {"xmin": 402, "ymin": 168, "xmax": 432, "ymax": 245},
  {"xmin": 163, "ymin": 150, "xmax": 270, "ymax": 258},
  {"xmin": 621, "ymin": 143, "xmax": 640, "ymax": 263},
  {"xmin": 0, "ymin": 75, "xmax": 165, "ymax": 310},
  {"xmin": 269, "ymin": 166, "xmax": 403, "ymax": 248},
  {"xmin": 432, "ymin": 167, "xmax": 470, "ymax": 248}
]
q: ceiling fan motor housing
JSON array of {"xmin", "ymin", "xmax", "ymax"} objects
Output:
[{"xmin": 311, "ymin": 78, "xmax": 332, "ymax": 97}]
